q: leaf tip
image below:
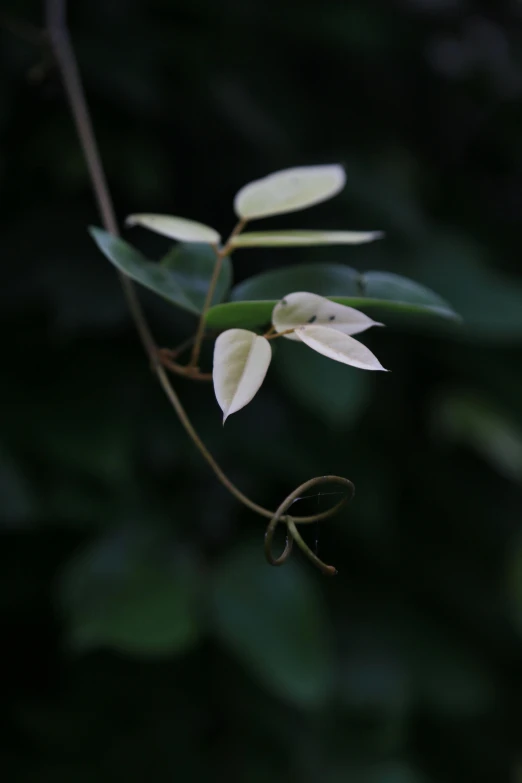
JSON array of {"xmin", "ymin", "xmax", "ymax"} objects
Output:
[{"xmin": 88, "ymin": 225, "xmax": 102, "ymax": 239}]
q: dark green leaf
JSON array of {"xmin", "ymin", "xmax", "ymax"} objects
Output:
[
  {"xmin": 206, "ymin": 263, "xmax": 459, "ymax": 329},
  {"xmin": 211, "ymin": 541, "xmax": 333, "ymax": 707},
  {"xmin": 206, "ymin": 297, "xmax": 458, "ymax": 330},
  {"xmin": 91, "ymin": 227, "xmax": 206, "ymax": 314},
  {"xmin": 60, "ymin": 529, "xmax": 200, "ymax": 656},
  {"xmin": 161, "ymin": 242, "xmax": 232, "ymax": 309},
  {"xmin": 231, "ymin": 262, "xmax": 361, "ymax": 300},
  {"xmin": 361, "ymin": 271, "xmax": 452, "ymax": 312},
  {"xmin": 206, "ymin": 300, "xmax": 276, "ymax": 329}
]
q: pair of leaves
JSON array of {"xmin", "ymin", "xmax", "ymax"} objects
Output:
[
  {"xmin": 213, "ymin": 292, "xmax": 386, "ymax": 422},
  {"xmin": 127, "ymin": 215, "xmax": 381, "ymax": 251},
  {"xmin": 89, "ymin": 227, "xmax": 232, "ymax": 314},
  {"xmin": 206, "ymin": 263, "xmax": 460, "ymax": 330},
  {"xmin": 125, "ymin": 165, "xmax": 382, "ymax": 250}
]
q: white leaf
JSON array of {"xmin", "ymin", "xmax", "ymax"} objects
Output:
[
  {"xmin": 272, "ymin": 292, "xmax": 383, "ymax": 341},
  {"xmin": 234, "ymin": 165, "xmax": 346, "ymax": 220},
  {"xmin": 213, "ymin": 329, "xmax": 272, "ymax": 422},
  {"xmin": 295, "ymin": 325, "xmax": 387, "ymax": 372},
  {"xmin": 230, "ymin": 230, "xmax": 383, "ymax": 248},
  {"xmin": 126, "ymin": 214, "xmax": 221, "ymax": 244}
]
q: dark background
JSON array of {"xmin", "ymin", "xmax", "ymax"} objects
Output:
[{"xmin": 2, "ymin": 1, "xmax": 522, "ymax": 781}]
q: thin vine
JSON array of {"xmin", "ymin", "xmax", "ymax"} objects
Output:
[{"xmin": 44, "ymin": 0, "xmax": 354, "ymax": 574}]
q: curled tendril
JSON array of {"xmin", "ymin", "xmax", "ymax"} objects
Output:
[{"xmin": 264, "ymin": 475, "xmax": 355, "ymax": 576}]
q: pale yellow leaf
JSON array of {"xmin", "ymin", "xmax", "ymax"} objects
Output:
[
  {"xmin": 213, "ymin": 329, "xmax": 272, "ymax": 422},
  {"xmin": 296, "ymin": 325, "xmax": 387, "ymax": 371},
  {"xmin": 230, "ymin": 230, "xmax": 383, "ymax": 248},
  {"xmin": 126, "ymin": 214, "xmax": 221, "ymax": 244},
  {"xmin": 272, "ymin": 292, "xmax": 383, "ymax": 341},
  {"xmin": 234, "ymin": 165, "xmax": 346, "ymax": 220}
]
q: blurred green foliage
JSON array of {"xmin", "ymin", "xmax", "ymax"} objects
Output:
[{"xmin": 1, "ymin": 0, "xmax": 522, "ymax": 781}]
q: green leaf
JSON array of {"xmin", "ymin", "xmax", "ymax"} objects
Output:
[
  {"xmin": 205, "ymin": 263, "xmax": 459, "ymax": 329},
  {"xmin": 231, "ymin": 262, "xmax": 361, "ymax": 301},
  {"xmin": 60, "ymin": 529, "xmax": 199, "ymax": 656},
  {"xmin": 90, "ymin": 227, "xmax": 198, "ymax": 314},
  {"xmin": 274, "ymin": 340, "xmax": 371, "ymax": 429},
  {"xmin": 206, "ymin": 297, "xmax": 458, "ymax": 330},
  {"xmin": 90, "ymin": 228, "xmax": 231, "ymax": 314},
  {"xmin": 361, "ymin": 271, "xmax": 451, "ymax": 312},
  {"xmin": 212, "ymin": 541, "xmax": 333, "ymax": 707},
  {"xmin": 161, "ymin": 243, "xmax": 232, "ymax": 309}
]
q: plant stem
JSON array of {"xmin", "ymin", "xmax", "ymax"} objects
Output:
[
  {"xmin": 265, "ymin": 328, "xmax": 295, "ymax": 340},
  {"xmin": 188, "ymin": 249, "xmax": 224, "ymax": 369},
  {"xmin": 158, "ymin": 350, "xmax": 213, "ymax": 381},
  {"xmin": 188, "ymin": 218, "xmax": 246, "ymax": 368}
]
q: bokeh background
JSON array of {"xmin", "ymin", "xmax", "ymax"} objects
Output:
[{"xmin": 2, "ymin": 1, "xmax": 522, "ymax": 781}]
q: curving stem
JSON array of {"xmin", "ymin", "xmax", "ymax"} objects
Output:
[{"xmin": 264, "ymin": 476, "xmax": 354, "ymax": 575}]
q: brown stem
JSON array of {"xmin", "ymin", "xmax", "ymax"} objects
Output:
[
  {"xmin": 264, "ymin": 476, "xmax": 354, "ymax": 575},
  {"xmin": 189, "ymin": 218, "xmax": 247, "ymax": 368},
  {"xmin": 158, "ymin": 350, "xmax": 213, "ymax": 382},
  {"xmin": 188, "ymin": 249, "xmax": 223, "ymax": 369},
  {"xmin": 265, "ymin": 328, "xmax": 295, "ymax": 340}
]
